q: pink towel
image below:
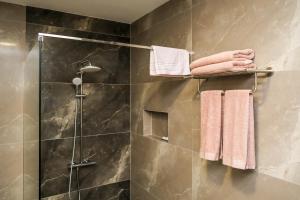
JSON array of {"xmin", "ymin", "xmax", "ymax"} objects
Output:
[
  {"xmin": 222, "ymin": 90, "xmax": 255, "ymax": 170},
  {"xmin": 200, "ymin": 90, "xmax": 223, "ymax": 161},
  {"xmin": 190, "ymin": 49, "xmax": 255, "ymax": 69},
  {"xmin": 191, "ymin": 60, "xmax": 255, "ymax": 76}
]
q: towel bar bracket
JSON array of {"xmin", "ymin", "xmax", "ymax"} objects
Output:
[{"xmin": 196, "ymin": 67, "xmax": 273, "ymax": 94}]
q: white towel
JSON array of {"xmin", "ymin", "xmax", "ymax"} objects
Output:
[{"xmin": 150, "ymin": 45, "xmax": 190, "ymax": 76}]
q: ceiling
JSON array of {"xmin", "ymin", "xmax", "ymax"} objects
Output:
[{"xmin": 2, "ymin": 0, "xmax": 170, "ymax": 23}]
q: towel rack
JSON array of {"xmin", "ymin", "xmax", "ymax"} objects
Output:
[{"xmin": 194, "ymin": 67, "xmax": 274, "ymax": 94}]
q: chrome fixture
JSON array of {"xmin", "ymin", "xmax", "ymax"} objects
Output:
[
  {"xmin": 69, "ymin": 60, "xmax": 100, "ymax": 200},
  {"xmin": 38, "ymin": 32, "xmax": 194, "ymax": 55}
]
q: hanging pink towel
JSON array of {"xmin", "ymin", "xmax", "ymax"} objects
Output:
[
  {"xmin": 200, "ymin": 90, "xmax": 223, "ymax": 161},
  {"xmin": 222, "ymin": 90, "xmax": 255, "ymax": 170},
  {"xmin": 190, "ymin": 49, "xmax": 255, "ymax": 69},
  {"xmin": 191, "ymin": 60, "xmax": 255, "ymax": 76}
]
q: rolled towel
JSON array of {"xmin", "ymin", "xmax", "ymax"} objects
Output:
[
  {"xmin": 191, "ymin": 60, "xmax": 255, "ymax": 76},
  {"xmin": 190, "ymin": 49, "xmax": 255, "ymax": 69}
]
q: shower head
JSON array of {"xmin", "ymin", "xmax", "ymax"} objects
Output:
[
  {"xmin": 72, "ymin": 77, "xmax": 82, "ymax": 86},
  {"xmin": 80, "ymin": 65, "xmax": 101, "ymax": 73}
]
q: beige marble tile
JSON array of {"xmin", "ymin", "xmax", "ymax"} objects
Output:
[
  {"xmin": 131, "ymin": 80, "xmax": 198, "ymax": 137},
  {"xmin": 0, "ymin": 19, "xmax": 25, "ymax": 144},
  {"xmin": 23, "ymin": 141, "xmax": 39, "ymax": 200},
  {"xmin": 254, "ymin": 71, "xmax": 300, "ymax": 185},
  {"xmin": 0, "ymin": 2, "xmax": 25, "ymax": 22},
  {"xmin": 131, "ymin": 181, "xmax": 159, "ymax": 200},
  {"xmin": 0, "ymin": 143, "xmax": 23, "ymax": 200},
  {"xmin": 131, "ymin": 10, "xmax": 192, "ymax": 83},
  {"xmin": 131, "ymin": 134, "xmax": 192, "ymax": 200},
  {"xmin": 131, "ymin": 0, "xmax": 192, "ymax": 36},
  {"xmin": 168, "ymin": 100, "xmax": 193, "ymax": 149},
  {"xmin": 192, "ymin": 0, "xmax": 300, "ymax": 72},
  {"xmin": 192, "ymin": 152, "xmax": 300, "ymax": 200}
]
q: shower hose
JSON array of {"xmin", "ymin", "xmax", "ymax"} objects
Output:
[{"xmin": 69, "ymin": 94, "xmax": 78, "ymax": 200}]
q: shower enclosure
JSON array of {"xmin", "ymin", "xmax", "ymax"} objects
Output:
[{"xmin": 38, "ymin": 33, "xmax": 130, "ymax": 199}]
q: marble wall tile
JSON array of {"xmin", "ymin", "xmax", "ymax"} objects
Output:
[
  {"xmin": 41, "ymin": 36, "xmax": 130, "ymax": 84},
  {"xmin": 131, "ymin": 80, "xmax": 197, "ymax": 149},
  {"xmin": 0, "ymin": 2, "xmax": 25, "ymax": 22},
  {"xmin": 0, "ymin": 143, "xmax": 23, "ymax": 200},
  {"xmin": 82, "ymin": 84, "xmax": 130, "ymax": 136},
  {"xmin": 37, "ymin": 6, "xmax": 132, "ymax": 198},
  {"xmin": 255, "ymin": 71, "xmax": 300, "ymax": 186},
  {"xmin": 41, "ymin": 133, "xmax": 130, "ymax": 198},
  {"xmin": 0, "ymin": 19, "xmax": 25, "ymax": 144},
  {"xmin": 26, "ymin": 7, "xmax": 130, "ymax": 37},
  {"xmin": 41, "ymin": 83, "xmax": 76, "ymax": 140},
  {"xmin": 41, "ymin": 191, "xmax": 78, "ymax": 200},
  {"xmin": 26, "ymin": 23, "xmax": 130, "ymax": 53},
  {"xmin": 192, "ymin": 152, "xmax": 300, "ymax": 200},
  {"xmin": 0, "ymin": 3, "xmax": 25, "ymax": 200},
  {"xmin": 42, "ymin": 181, "xmax": 130, "ymax": 200},
  {"xmin": 131, "ymin": 0, "xmax": 192, "ymax": 36},
  {"xmin": 131, "ymin": 0, "xmax": 300, "ymax": 199},
  {"xmin": 131, "ymin": 181, "xmax": 158, "ymax": 200},
  {"xmin": 191, "ymin": 0, "xmax": 300, "ymax": 71},
  {"xmin": 40, "ymin": 138, "xmax": 79, "ymax": 197},
  {"xmin": 41, "ymin": 83, "xmax": 130, "ymax": 139},
  {"xmin": 23, "ymin": 141, "xmax": 39, "ymax": 200},
  {"xmin": 131, "ymin": 10, "xmax": 192, "ymax": 83},
  {"xmin": 131, "ymin": 134, "xmax": 192, "ymax": 200},
  {"xmin": 79, "ymin": 133, "xmax": 130, "ymax": 189},
  {"xmin": 80, "ymin": 180, "xmax": 130, "ymax": 200}
]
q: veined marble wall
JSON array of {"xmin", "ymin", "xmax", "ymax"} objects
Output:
[
  {"xmin": 26, "ymin": 7, "xmax": 130, "ymax": 199},
  {"xmin": 0, "ymin": 2, "xmax": 25, "ymax": 200},
  {"xmin": 130, "ymin": 0, "xmax": 300, "ymax": 199}
]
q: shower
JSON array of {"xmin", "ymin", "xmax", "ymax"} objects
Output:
[{"xmin": 69, "ymin": 60, "xmax": 101, "ymax": 200}]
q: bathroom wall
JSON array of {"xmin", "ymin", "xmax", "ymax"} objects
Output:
[
  {"xmin": 26, "ymin": 8, "xmax": 131, "ymax": 199},
  {"xmin": 130, "ymin": 0, "xmax": 300, "ymax": 199},
  {"xmin": 0, "ymin": 2, "xmax": 25, "ymax": 199}
]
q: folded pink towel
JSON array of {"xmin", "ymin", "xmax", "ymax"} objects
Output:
[
  {"xmin": 222, "ymin": 90, "xmax": 255, "ymax": 170},
  {"xmin": 190, "ymin": 49, "xmax": 255, "ymax": 69},
  {"xmin": 200, "ymin": 90, "xmax": 223, "ymax": 161},
  {"xmin": 191, "ymin": 60, "xmax": 255, "ymax": 76}
]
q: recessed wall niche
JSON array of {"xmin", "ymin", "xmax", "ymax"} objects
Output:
[{"xmin": 143, "ymin": 110, "xmax": 168, "ymax": 142}]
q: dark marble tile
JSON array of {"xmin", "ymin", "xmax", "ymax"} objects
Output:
[
  {"xmin": 80, "ymin": 181, "xmax": 130, "ymax": 200},
  {"xmin": 0, "ymin": 2, "xmax": 25, "ymax": 22},
  {"xmin": 41, "ymin": 133, "xmax": 130, "ymax": 197},
  {"xmin": 82, "ymin": 84, "xmax": 130, "ymax": 136},
  {"xmin": 41, "ymin": 83, "xmax": 77, "ymax": 140},
  {"xmin": 26, "ymin": 7, "xmax": 130, "ymax": 37},
  {"xmin": 41, "ymin": 83, "xmax": 129, "ymax": 139},
  {"xmin": 26, "ymin": 23, "xmax": 130, "ymax": 52},
  {"xmin": 79, "ymin": 133, "xmax": 130, "ymax": 189},
  {"xmin": 42, "ymin": 181, "xmax": 130, "ymax": 200},
  {"xmin": 40, "ymin": 36, "xmax": 130, "ymax": 84},
  {"xmin": 41, "ymin": 191, "xmax": 78, "ymax": 200},
  {"xmin": 40, "ymin": 138, "xmax": 79, "ymax": 197}
]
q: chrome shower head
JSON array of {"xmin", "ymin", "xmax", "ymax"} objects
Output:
[
  {"xmin": 80, "ymin": 65, "xmax": 101, "ymax": 73},
  {"xmin": 72, "ymin": 77, "xmax": 82, "ymax": 86}
]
